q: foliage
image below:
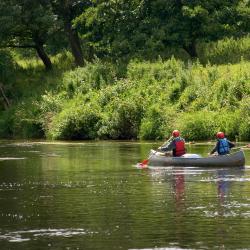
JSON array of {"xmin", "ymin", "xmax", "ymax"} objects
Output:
[
  {"xmin": 98, "ymin": 98, "xmax": 144, "ymax": 139},
  {"xmin": 175, "ymin": 112, "xmax": 218, "ymax": 141},
  {"xmin": 62, "ymin": 59, "xmax": 117, "ymax": 95},
  {"xmin": 0, "ymin": 0, "xmax": 55, "ymax": 69},
  {"xmin": 12, "ymin": 100, "xmax": 44, "ymax": 138},
  {"xmin": 199, "ymin": 36, "xmax": 250, "ymax": 64},
  {"xmin": 238, "ymin": 97, "xmax": 250, "ymax": 141},
  {"xmin": 76, "ymin": 0, "xmax": 250, "ymax": 59},
  {"xmin": 0, "ymin": 50, "xmax": 16, "ymax": 81},
  {"xmin": 139, "ymin": 105, "xmax": 175, "ymax": 140},
  {"xmin": 48, "ymin": 99, "xmax": 102, "ymax": 140},
  {"xmin": 1, "ymin": 43, "xmax": 250, "ymax": 140},
  {"xmin": 0, "ymin": 50, "xmax": 17, "ymax": 110}
]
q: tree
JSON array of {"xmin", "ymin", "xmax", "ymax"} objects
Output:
[
  {"xmin": 0, "ymin": 50, "xmax": 16, "ymax": 110},
  {"xmin": 75, "ymin": 0, "xmax": 250, "ymax": 59},
  {"xmin": 75, "ymin": 0, "xmax": 144, "ymax": 59},
  {"xmin": 134, "ymin": 0, "xmax": 250, "ymax": 58},
  {"xmin": 173, "ymin": 0, "xmax": 249, "ymax": 57},
  {"xmin": 49, "ymin": 0, "xmax": 92, "ymax": 66},
  {"xmin": 0, "ymin": 0, "xmax": 54, "ymax": 70}
]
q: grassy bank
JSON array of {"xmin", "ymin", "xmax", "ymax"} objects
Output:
[{"xmin": 0, "ymin": 38, "xmax": 250, "ymax": 141}]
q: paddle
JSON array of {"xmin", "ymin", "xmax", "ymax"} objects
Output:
[
  {"xmin": 231, "ymin": 144, "xmax": 250, "ymax": 151},
  {"xmin": 139, "ymin": 150, "xmax": 157, "ymax": 167},
  {"xmin": 139, "ymin": 137, "xmax": 174, "ymax": 167}
]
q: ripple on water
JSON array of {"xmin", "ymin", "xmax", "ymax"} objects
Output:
[
  {"xmin": 0, "ymin": 228, "xmax": 96, "ymax": 242},
  {"xmin": 0, "ymin": 157, "xmax": 26, "ymax": 161},
  {"xmin": 129, "ymin": 248, "xmax": 193, "ymax": 250}
]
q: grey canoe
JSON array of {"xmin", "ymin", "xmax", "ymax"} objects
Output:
[{"xmin": 148, "ymin": 150, "xmax": 245, "ymax": 167}]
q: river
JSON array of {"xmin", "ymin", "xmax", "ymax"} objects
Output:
[{"xmin": 0, "ymin": 140, "xmax": 250, "ymax": 250}]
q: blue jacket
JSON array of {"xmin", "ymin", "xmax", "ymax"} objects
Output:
[{"xmin": 210, "ymin": 138, "xmax": 235, "ymax": 155}]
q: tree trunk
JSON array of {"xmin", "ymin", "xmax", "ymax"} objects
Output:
[
  {"xmin": 183, "ymin": 41, "xmax": 198, "ymax": 58},
  {"xmin": 35, "ymin": 43, "xmax": 53, "ymax": 71},
  {"xmin": 0, "ymin": 82, "xmax": 10, "ymax": 110},
  {"xmin": 64, "ymin": 21, "xmax": 84, "ymax": 67}
]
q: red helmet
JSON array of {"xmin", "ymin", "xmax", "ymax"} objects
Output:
[
  {"xmin": 216, "ymin": 132, "xmax": 225, "ymax": 139},
  {"xmin": 172, "ymin": 130, "xmax": 180, "ymax": 137}
]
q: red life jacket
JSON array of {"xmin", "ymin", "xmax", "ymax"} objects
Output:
[{"xmin": 174, "ymin": 139, "xmax": 186, "ymax": 157}]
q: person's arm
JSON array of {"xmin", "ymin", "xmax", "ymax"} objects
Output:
[
  {"xmin": 228, "ymin": 140, "xmax": 235, "ymax": 148},
  {"xmin": 210, "ymin": 141, "xmax": 219, "ymax": 155},
  {"xmin": 159, "ymin": 139, "xmax": 175, "ymax": 152}
]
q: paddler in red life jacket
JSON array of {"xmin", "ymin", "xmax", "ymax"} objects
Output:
[
  {"xmin": 209, "ymin": 132, "xmax": 235, "ymax": 155},
  {"xmin": 158, "ymin": 130, "xmax": 186, "ymax": 157}
]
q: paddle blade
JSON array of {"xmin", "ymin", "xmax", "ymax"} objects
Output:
[
  {"xmin": 136, "ymin": 159, "xmax": 149, "ymax": 168},
  {"xmin": 137, "ymin": 162, "xmax": 148, "ymax": 168},
  {"xmin": 141, "ymin": 159, "xmax": 149, "ymax": 165}
]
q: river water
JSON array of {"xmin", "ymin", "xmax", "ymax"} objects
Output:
[{"xmin": 0, "ymin": 140, "xmax": 250, "ymax": 250}]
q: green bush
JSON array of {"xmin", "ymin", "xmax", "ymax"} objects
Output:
[
  {"xmin": 216, "ymin": 111, "xmax": 241, "ymax": 140},
  {"xmin": 139, "ymin": 105, "xmax": 175, "ymax": 140},
  {"xmin": 1, "ymin": 52, "xmax": 250, "ymax": 141},
  {"xmin": 0, "ymin": 109, "xmax": 14, "ymax": 138},
  {"xmin": 49, "ymin": 101, "xmax": 102, "ymax": 140},
  {"xmin": 200, "ymin": 36, "xmax": 250, "ymax": 64},
  {"xmin": 0, "ymin": 50, "xmax": 16, "ymax": 81},
  {"xmin": 11, "ymin": 100, "xmax": 44, "ymax": 138},
  {"xmin": 238, "ymin": 97, "xmax": 250, "ymax": 141},
  {"xmin": 98, "ymin": 98, "xmax": 144, "ymax": 139},
  {"xmin": 176, "ymin": 112, "xmax": 218, "ymax": 140},
  {"xmin": 62, "ymin": 59, "xmax": 117, "ymax": 96},
  {"xmin": 239, "ymin": 119, "xmax": 250, "ymax": 141}
]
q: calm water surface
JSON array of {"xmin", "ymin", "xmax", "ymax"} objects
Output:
[{"xmin": 0, "ymin": 140, "xmax": 250, "ymax": 250}]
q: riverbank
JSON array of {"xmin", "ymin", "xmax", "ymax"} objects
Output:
[{"xmin": 0, "ymin": 38, "xmax": 250, "ymax": 141}]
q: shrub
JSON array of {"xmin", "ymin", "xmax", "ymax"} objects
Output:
[
  {"xmin": 139, "ymin": 105, "xmax": 175, "ymax": 140},
  {"xmin": 49, "ymin": 101, "xmax": 102, "ymax": 140},
  {"xmin": 238, "ymin": 97, "xmax": 250, "ymax": 141},
  {"xmin": 200, "ymin": 36, "xmax": 250, "ymax": 64},
  {"xmin": 0, "ymin": 109, "xmax": 14, "ymax": 138},
  {"xmin": 12, "ymin": 100, "xmax": 44, "ymax": 138},
  {"xmin": 176, "ymin": 112, "xmax": 218, "ymax": 140},
  {"xmin": 98, "ymin": 98, "xmax": 144, "ymax": 139},
  {"xmin": 62, "ymin": 59, "xmax": 117, "ymax": 96},
  {"xmin": 216, "ymin": 111, "xmax": 241, "ymax": 140}
]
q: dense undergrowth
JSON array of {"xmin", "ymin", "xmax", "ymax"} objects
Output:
[{"xmin": 0, "ymin": 37, "xmax": 250, "ymax": 141}]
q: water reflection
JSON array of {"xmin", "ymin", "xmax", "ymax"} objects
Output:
[
  {"xmin": 217, "ymin": 169, "xmax": 230, "ymax": 205},
  {"xmin": 173, "ymin": 170, "xmax": 185, "ymax": 203},
  {"xmin": 148, "ymin": 166, "xmax": 248, "ymax": 218},
  {"xmin": 0, "ymin": 228, "xmax": 91, "ymax": 242},
  {"xmin": 1, "ymin": 141, "xmax": 250, "ymax": 250}
]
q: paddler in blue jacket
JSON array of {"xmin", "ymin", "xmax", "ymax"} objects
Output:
[
  {"xmin": 158, "ymin": 130, "xmax": 186, "ymax": 157},
  {"xmin": 210, "ymin": 132, "xmax": 235, "ymax": 155}
]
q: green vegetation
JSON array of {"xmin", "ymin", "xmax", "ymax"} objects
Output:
[
  {"xmin": 1, "ymin": 46, "xmax": 250, "ymax": 141},
  {"xmin": 0, "ymin": 0, "xmax": 249, "ymax": 141}
]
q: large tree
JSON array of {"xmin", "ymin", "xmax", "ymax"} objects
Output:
[
  {"xmin": 76, "ymin": 0, "xmax": 250, "ymax": 59},
  {"xmin": 166, "ymin": 0, "xmax": 250, "ymax": 57},
  {"xmin": 0, "ymin": 0, "xmax": 56, "ymax": 70},
  {"xmin": 75, "ymin": 0, "xmax": 144, "ymax": 59},
  {"xmin": 49, "ymin": 0, "xmax": 92, "ymax": 66}
]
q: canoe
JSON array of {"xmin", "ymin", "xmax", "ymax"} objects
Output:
[{"xmin": 148, "ymin": 150, "xmax": 245, "ymax": 167}]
